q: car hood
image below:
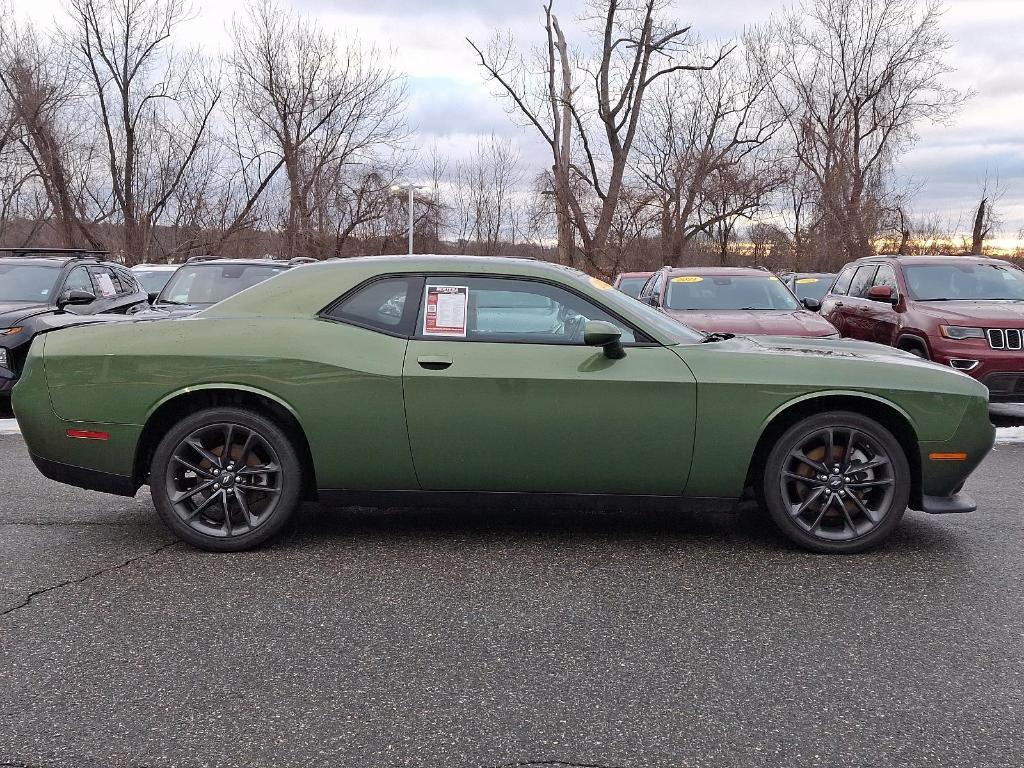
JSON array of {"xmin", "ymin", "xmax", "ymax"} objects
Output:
[
  {"xmin": 911, "ymin": 300, "xmax": 1024, "ymax": 326},
  {"xmin": 663, "ymin": 308, "xmax": 838, "ymax": 337},
  {"xmin": 0, "ymin": 301, "xmax": 49, "ymax": 326}
]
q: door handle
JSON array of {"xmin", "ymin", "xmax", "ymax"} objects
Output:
[
  {"xmin": 417, "ymin": 355, "xmax": 453, "ymax": 370},
  {"xmin": 834, "ymin": 301, "xmax": 845, "ymax": 308}
]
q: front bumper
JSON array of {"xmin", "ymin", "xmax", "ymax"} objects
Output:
[
  {"xmin": 921, "ymin": 492, "xmax": 977, "ymax": 514},
  {"xmin": 928, "ymin": 338, "xmax": 1024, "ymax": 402}
]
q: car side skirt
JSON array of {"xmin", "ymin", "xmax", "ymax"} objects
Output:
[{"xmin": 317, "ymin": 489, "xmax": 738, "ymax": 513}]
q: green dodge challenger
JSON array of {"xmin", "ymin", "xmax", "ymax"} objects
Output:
[{"xmin": 12, "ymin": 256, "xmax": 994, "ymax": 553}]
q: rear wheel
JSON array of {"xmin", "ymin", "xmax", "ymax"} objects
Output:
[
  {"xmin": 760, "ymin": 412, "xmax": 910, "ymax": 553},
  {"xmin": 150, "ymin": 407, "xmax": 302, "ymax": 551}
]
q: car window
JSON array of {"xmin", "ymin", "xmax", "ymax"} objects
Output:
[
  {"xmin": 159, "ymin": 263, "xmax": 289, "ymax": 305},
  {"xmin": 88, "ymin": 266, "xmax": 121, "ymax": 299},
  {"xmin": 651, "ymin": 273, "xmax": 665, "ymax": 303},
  {"xmin": 902, "ymin": 263, "xmax": 1024, "ymax": 301},
  {"xmin": 114, "ymin": 266, "xmax": 140, "ymax": 294},
  {"xmin": 831, "ymin": 267, "xmax": 855, "ymax": 296},
  {"xmin": 133, "ymin": 269, "xmax": 174, "ymax": 294},
  {"xmin": 0, "ymin": 263, "xmax": 61, "ymax": 302},
  {"xmin": 615, "ymin": 276, "xmax": 648, "ymax": 298},
  {"xmin": 665, "ymin": 275, "xmax": 801, "ymax": 311},
  {"xmin": 873, "ymin": 265, "xmax": 898, "ymax": 295},
  {"xmin": 792, "ymin": 275, "xmax": 834, "ymax": 302},
  {"xmin": 323, "ymin": 276, "xmax": 420, "ymax": 335},
  {"xmin": 418, "ymin": 276, "xmax": 638, "ymax": 345},
  {"xmin": 848, "ymin": 266, "xmax": 878, "ymax": 299},
  {"xmin": 63, "ymin": 266, "xmax": 94, "ymax": 295}
]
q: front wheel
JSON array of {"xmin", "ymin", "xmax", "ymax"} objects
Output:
[
  {"xmin": 760, "ymin": 412, "xmax": 911, "ymax": 554},
  {"xmin": 150, "ymin": 407, "xmax": 303, "ymax": 551}
]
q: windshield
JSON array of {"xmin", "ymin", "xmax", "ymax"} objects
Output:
[
  {"xmin": 134, "ymin": 269, "xmax": 175, "ymax": 294},
  {"xmin": 791, "ymin": 275, "xmax": 834, "ymax": 302},
  {"xmin": 0, "ymin": 263, "xmax": 60, "ymax": 303},
  {"xmin": 616, "ymin": 277, "xmax": 648, "ymax": 298},
  {"xmin": 666, "ymin": 275, "xmax": 801, "ymax": 311},
  {"xmin": 159, "ymin": 264, "xmax": 288, "ymax": 306},
  {"xmin": 903, "ymin": 263, "xmax": 1024, "ymax": 301}
]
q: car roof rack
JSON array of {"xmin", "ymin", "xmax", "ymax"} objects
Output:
[
  {"xmin": 185, "ymin": 255, "xmax": 220, "ymax": 264},
  {"xmin": 0, "ymin": 247, "xmax": 109, "ymax": 260},
  {"xmin": 288, "ymin": 257, "xmax": 317, "ymax": 265}
]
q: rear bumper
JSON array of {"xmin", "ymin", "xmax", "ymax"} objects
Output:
[
  {"xmin": 29, "ymin": 453, "xmax": 139, "ymax": 497},
  {"xmin": 920, "ymin": 492, "xmax": 977, "ymax": 515}
]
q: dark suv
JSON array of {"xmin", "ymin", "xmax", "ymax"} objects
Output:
[
  {"xmin": 820, "ymin": 255, "xmax": 1024, "ymax": 402},
  {"xmin": 1, "ymin": 248, "xmax": 147, "ymax": 403}
]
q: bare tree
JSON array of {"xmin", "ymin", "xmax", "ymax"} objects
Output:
[
  {"xmin": 224, "ymin": 0, "xmax": 406, "ymax": 258},
  {"xmin": 760, "ymin": 0, "xmax": 965, "ymax": 267},
  {"xmin": 0, "ymin": 13, "xmax": 101, "ymax": 248},
  {"xmin": 66, "ymin": 0, "xmax": 221, "ymax": 263},
  {"xmin": 470, "ymin": 0, "xmax": 729, "ymax": 276},
  {"xmin": 635, "ymin": 43, "xmax": 784, "ymax": 265},
  {"xmin": 449, "ymin": 135, "xmax": 522, "ymax": 256},
  {"xmin": 969, "ymin": 174, "xmax": 1005, "ymax": 255}
]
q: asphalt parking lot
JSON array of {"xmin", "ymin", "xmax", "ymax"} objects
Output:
[{"xmin": 1, "ymin": 429, "xmax": 1022, "ymax": 768}]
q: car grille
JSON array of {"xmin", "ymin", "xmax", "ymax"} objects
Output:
[
  {"xmin": 987, "ymin": 328, "xmax": 1023, "ymax": 350},
  {"xmin": 983, "ymin": 373, "xmax": 1024, "ymax": 402}
]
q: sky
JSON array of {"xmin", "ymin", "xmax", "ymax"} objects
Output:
[{"xmin": 13, "ymin": 0, "xmax": 1024, "ymax": 238}]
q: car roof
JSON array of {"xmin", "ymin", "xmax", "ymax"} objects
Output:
[
  {"xmin": 665, "ymin": 266, "xmax": 776, "ymax": 277},
  {"xmin": 857, "ymin": 254, "xmax": 1014, "ymax": 266},
  {"xmin": 616, "ymin": 271, "xmax": 653, "ymax": 278}
]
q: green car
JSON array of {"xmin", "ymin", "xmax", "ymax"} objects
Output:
[{"xmin": 12, "ymin": 256, "xmax": 994, "ymax": 553}]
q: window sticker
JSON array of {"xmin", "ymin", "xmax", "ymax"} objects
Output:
[
  {"xmin": 672, "ymin": 276, "xmax": 703, "ymax": 283},
  {"xmin": 95, "ymin": 273, "xmax": 117, "ymax": 298},
  {"xmin": 769, "ymin": 275, "xmax": 780, "ymax": 281},
  {"xmin": 796, "ymin": 278, "xmax": 820, "ymax": 284},
  {"xmin": 423, "ymin": 285, "xmax": 468, "ymax": 337}
]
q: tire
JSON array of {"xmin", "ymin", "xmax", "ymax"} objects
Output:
[
  {"xmin": 898, "ymin": 338, "xmax": 929, "ymax": 359},
  {"xmin": 760, "ymin": 411, "xmax": 911, "ymax": 554},
  {"xmin": 150, "ymin": 407, "xmax": 303, "ymax": 552}
]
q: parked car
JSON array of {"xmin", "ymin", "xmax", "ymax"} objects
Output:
[
  {"xmin": 782, "ymin": 272, "xmax": 836, "ymax": 305},
  {"xmin": 637, "ymin": 266, "xmax": 840, "ymax": 338},
  {"xmin": 820, "ymin": 255, "xmax": 1024, "ymax": 403},
  {"xmin": 14, "ymin": 255, "xmax": 993, "ymax": 554},
  {"xmin": 1, "ymin": 248, "xmax": 146, "ymax": 404},
  {"xmin": 612, "ymin": 271, "xmax": 653, "ymax": 298},
  {"xmin": 131, "ymin": 256, "xmax": 312, "ymax": 319},
  {"xmin": 131, "ymin": 263, "xmax": 179, "ymax": 296}
]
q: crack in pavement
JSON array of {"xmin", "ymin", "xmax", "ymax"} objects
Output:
[
  {"xmin": 488, "ymin": 761, "xmax": 629, "ymax": 768},
  {"xmin": 0, "ymin": 540, "xmax": 179, "ymax": 618}
]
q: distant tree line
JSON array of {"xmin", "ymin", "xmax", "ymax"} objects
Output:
[{"xmin": 0, "ymin": 0, "xmax": 1017, "ymax": 272}]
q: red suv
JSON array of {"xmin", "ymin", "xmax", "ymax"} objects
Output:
[
  {"xmin": 820, "ymin": 255, "xmax": 1024, "ymax": 402},
  {"xmin": 638, "ymin": 266, "xmax": 840, "ymax": 338}
]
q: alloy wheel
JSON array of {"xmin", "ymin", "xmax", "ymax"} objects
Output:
[
  {"xmin": 165, "ymin": 422, "xmax": 283, "ymax": 538},
  {"xmin": 779, "ymin": 426, "xmax": 897, "ymax": 542}
]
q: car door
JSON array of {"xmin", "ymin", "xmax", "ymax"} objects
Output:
[
  {"xmin": 402, "ymin": 274, "xmax": 697, "ymax": 495},
  {"xmin": 56, "ymin": 265, "xmax": 99, "ymax": 313},
  {"xmin": 838, "ymin": 265, "xmax": 878, "ymax": 341},
  {"xmin": 858, "ymin": 264, "xmax": 901, "ymax": 345},
  {"xmin": 83, "ymin": 265, "xmax": 142, "ymax": 314},
  {"xmin": 820, "ymin": 267, "xmax": 854, "ymax": 333}
]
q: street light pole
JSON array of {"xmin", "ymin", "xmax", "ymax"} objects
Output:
[{"xmin": 408, "ymin": 183, "xmax": 414, "ymax": 256}]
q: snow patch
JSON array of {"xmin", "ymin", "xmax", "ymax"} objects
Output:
[
  {"xmin": 996, "ymin": 427, "xmax": 1024, "ymax": 444},
  {"xmin": 0, "ymin": 419, "xmax": 19, "ymax": 435}
]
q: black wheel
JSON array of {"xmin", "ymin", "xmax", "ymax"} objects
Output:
[
  {"xmin": 761, "ymin": 412, "xmax": 910, "ymax": 554},
  {"xmin": 150, "ymin": 407, "xmax": 302, "ymax": 551}
]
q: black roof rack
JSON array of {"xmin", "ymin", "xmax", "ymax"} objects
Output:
[{"xmin": 0, "ymin": 246, "xmax": 109, "ymax": 260}]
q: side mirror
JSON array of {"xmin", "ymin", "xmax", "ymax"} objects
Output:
[
  {"xmin": 57, "ymin": 289, "xmax": 96, "ymax": 310},
  {"xmin": 584, "ymin": 320, "xmax": 626, "ymax": 360},
  {"xmin": 802, "ymin": 297, "xmax": 822, "ymax": 312},
  {"xmin": 867, "ymin": 285, "xmax": 896, "ymax": 304}
]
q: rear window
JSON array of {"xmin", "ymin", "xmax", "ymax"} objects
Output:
[
  {"xmin": 323, "ymin": 276, "xmax": 420, "ymax": 335},
  {"xmin": 160, "ymin": 264, "xmax": 288, "ymax": 306}
]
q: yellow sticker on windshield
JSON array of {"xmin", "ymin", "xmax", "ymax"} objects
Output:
[
  {"xmin": 769, "ymin": 275, "xmax": 779, "ymax": 281},
  {"xmin": 672, "ymin": 276, "xmax": 704, "ymax": 283},
  {"xmin": 796, "ymin": 278, "xmax": 820, "ymax": 284},
  {"xmin": 590, "ymin": 277, "xmax": 613, "ymax": 290}
]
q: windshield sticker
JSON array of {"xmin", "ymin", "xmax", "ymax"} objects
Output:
[
  {"xmin": 423, "ymin": 285, "xmax": 468, "ymax": 337},
  {"xmin": 769, "ymin": 275, "xmax": 779, "ymax": 281},
  {"xmin": 95, "ymin": 273, "xmax": 117, "ymax": 298},
  {"xmin": 590, "ymin": 277, "xmax": 613, "ymax": 291},
  {"xmin": 672, "ymin": 276, "xmax": 703, "ymax": 283},
  {"xmin": 796, "ymin": 278, "xmax": 819, "ymax": 284}
]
